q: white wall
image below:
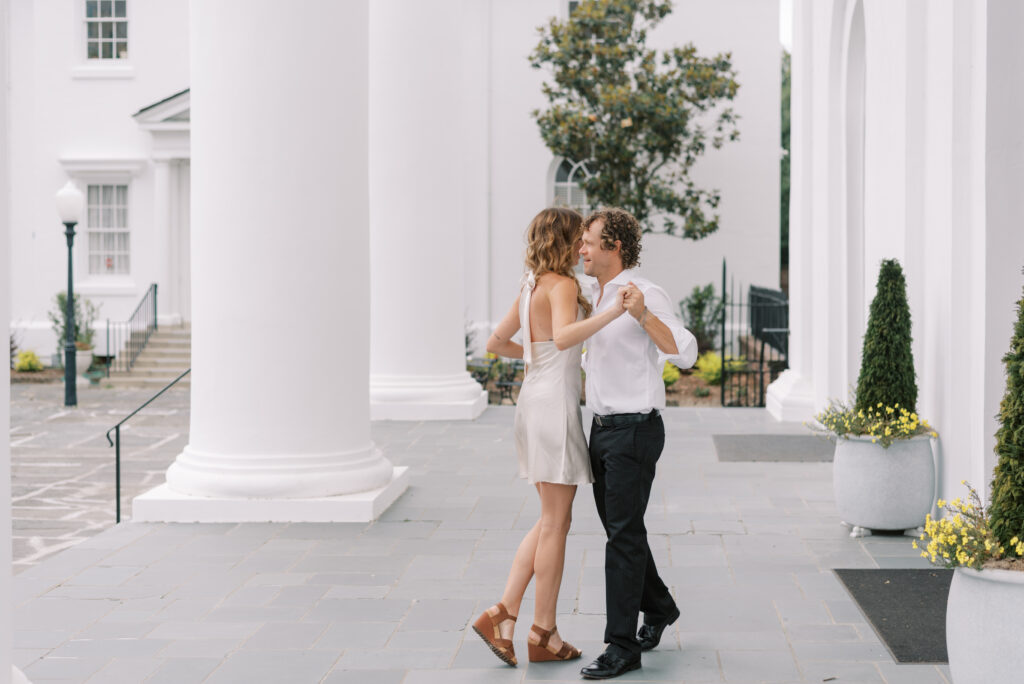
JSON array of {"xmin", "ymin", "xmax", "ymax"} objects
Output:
[
  {"xmin": 479, "ymin": 0, "xmax": 782, "ymax": 335},
  {"xmin": 1, "ymin": 0, "xmax": 15, "ymax": 679},
  {"xmin": 8, "ymin": 0, "xmax": 188, "ymax": 361}
]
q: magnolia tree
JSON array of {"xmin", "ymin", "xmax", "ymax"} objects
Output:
[{"xmin": 530, "ymin": 0, "xmax": 740, "ymax": 238}]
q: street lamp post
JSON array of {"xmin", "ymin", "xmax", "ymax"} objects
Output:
[{"xmin": 56, "ymin": 181, "xmax": 85, "ymax": 407}]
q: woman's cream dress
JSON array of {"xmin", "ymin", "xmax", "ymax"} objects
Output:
[{"xmin": 513, "ymin": 272, "xmax": 594, "ymax": 486}]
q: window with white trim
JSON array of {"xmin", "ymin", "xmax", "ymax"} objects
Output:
[
  {"xmin": 86, "ymin": 184, "xmax": 130, "ymax": 275},
  {"xmin": 85, "ymin": 0, "xmax": 128, "ymax": 60},
  {"xmin": 553, "ymin": 158, "xmax": 592, "ymax": 214}
]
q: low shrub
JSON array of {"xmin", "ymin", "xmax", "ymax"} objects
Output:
[
  {"xmin": 662, "ymin": 362, "xmax": 680, "ymax": 388},
  {"xmin": 694, "ymin": 351, "xmax": 745, "ymax": 386},
  {"xmin": 15, "ymin": 350, "xmax": 44, "ymax": 372}
]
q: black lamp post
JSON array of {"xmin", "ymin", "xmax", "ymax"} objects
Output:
[{"xmin": 56, "ymin": 181, "xmax": 85, "ymax": 407}]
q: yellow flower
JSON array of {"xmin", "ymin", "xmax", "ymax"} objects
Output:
[{"xmin": 937, "ymin": 499, "xmax": 946, "ymax": 508}]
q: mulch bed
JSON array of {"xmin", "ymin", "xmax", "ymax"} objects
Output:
[{"xmin": 10, "ymin": 368, "xmax": 63, "ymax": 384}]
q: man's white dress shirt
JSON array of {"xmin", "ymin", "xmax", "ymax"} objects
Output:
[{"xmin": 584, "ymin": 269, "xmax": 699, "ymax": 416}]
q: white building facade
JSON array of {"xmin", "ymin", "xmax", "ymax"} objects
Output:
[
  {"xmin": 7, "ymin": 0, "xmax": 782, "ymax": 370},
  {"xmin": 768, "ymin": 0, "xmax": 1024, "ymax": 504}
]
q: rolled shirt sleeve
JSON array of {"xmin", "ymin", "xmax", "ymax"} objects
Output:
[{"xmin": 638, "ymin": 283, "xmax": 699, "ymax": 370}]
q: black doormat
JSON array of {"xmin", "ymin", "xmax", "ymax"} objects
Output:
[
  {"xmin": 833, "ymin": 568, "xmax": 952, "ymax": 663},
  {"xmin": 712, "ymin": 434, "xmax": 834, "ymax": 462}
]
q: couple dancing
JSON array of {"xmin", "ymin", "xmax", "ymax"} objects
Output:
[{"xmin": 472, "ymin": 207, "xmax": 698, "ymax": 679}]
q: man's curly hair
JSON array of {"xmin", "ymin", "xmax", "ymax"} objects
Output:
[{"xmin": 583, "ymin": 208, "xmax": 642, "ymax": 269}]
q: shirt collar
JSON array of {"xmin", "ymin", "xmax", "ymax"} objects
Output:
[{"xmin": 590, "ymin": 268, "xmax": 637, "ymax": 293}]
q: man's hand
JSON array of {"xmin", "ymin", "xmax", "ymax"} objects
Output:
[
  {"xmin": 613, "ymin": 286, "xmax": 629, "ymax": 314},
  {"xmin": 622, "ymin": 282, "xmax": 646, "ymax": 321}
]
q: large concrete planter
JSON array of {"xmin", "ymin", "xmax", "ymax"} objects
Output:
[
  {"xmin": 75, "ymin": 348, "xmax": 93, "ymax": 375},
  {"xmin": 947, "ymin": 566, "xmax": 1024, "ymax": 684},
  {"xmin": 832, "ymin": 434, "xmax": 934, "ymax": 537}
]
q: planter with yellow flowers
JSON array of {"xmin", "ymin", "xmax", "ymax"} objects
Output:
[
  {"xmin": 810, "ymin": 260, "xmax": 937, "ymax": 537},
  {"xmin": 918, "ymin": 284, "xmax": 1024, "ymax": 684}
]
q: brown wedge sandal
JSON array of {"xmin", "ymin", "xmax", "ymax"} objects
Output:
[
  {"xmin": 471, "ymin": 602, "xmax": 518, "ymax": 666},
  {"xmin": 527, "ymin": 623, "xmax": 582, "ymax": 662}
]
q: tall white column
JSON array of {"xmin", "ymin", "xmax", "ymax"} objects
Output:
[
  {"xmin": 1, "ymin": 1, "xmax": 29, "ymax": 679},
  {"xmin": 368, "ymin": 0, "xmax": 487, "ymax": 421},
  {"xmin": 134, "ymin": 0, "xmax": 406, "ymax": 523}
]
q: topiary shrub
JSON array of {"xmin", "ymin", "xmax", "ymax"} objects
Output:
[
  {"xmin": 989, "ymin": 282, "xmax": 1024, "ymax": 554},
  {"xmin": 854, "ymin": 259, "xmax": 917, "ymax": 414},
  {"xmin": 679, "ymin": 284, "xmax": 724, "ymax": 355}
]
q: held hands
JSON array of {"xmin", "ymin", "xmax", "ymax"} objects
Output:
[{"xmin": 622, "ymin": 282, "xmax": 646, "ymax": 320}]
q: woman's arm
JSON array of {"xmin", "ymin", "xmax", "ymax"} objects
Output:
[
  {"xmin": 550, "ymin": 279, "xmax": 625, "ymax": 351},
  {"xmin": 486, "ymin": 295, "xmax": 525, "ymax": 359}
]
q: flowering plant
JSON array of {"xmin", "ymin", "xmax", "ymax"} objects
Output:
[
  {"xmin": 812, "ymin": 399, "xmax": 936, "ymax": 448},
  {"xmin": 914, "ymin": 482, "xmax": 1024, "ymax": 571}
]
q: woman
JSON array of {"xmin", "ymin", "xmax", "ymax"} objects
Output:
[{"xmin": 472, "ymin": 207, "xmax": 627, "ymax": 666}]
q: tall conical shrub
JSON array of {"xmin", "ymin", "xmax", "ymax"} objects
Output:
[
  {"xmin": 989, "ymin": 283, "xmax": 1024, "ymax": 552},
  {"xmin": 854, "ymin": 259, "xmax": 917, "ymax": 413}
]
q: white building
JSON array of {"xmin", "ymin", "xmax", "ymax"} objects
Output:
[
  {"xmin": 767, "ymin": 0, "xmax": 1024, "ymax": 504},
  {"xmin": 7, "ymin": 0, "xmax": 782, "ymax": 365}
]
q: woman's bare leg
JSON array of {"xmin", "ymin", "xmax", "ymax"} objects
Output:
[
  {"xmin": 484, "ymin": 484, "xmax": 544, "ymax": 641},
  {"xmin": 528, "ymin": 481, "xmax": 577, "ymax": 652}
]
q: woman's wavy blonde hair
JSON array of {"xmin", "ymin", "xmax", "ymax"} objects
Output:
[{"xmin": 524, "ymin": 207, "xmax": 592, "ymax": 318}]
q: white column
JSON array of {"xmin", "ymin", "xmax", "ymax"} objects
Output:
[
  {"xmin": 368, "ymin": 0, "xmax": 487, "ymax": 421},
  {"xmin": 768, "ymin": 0, "xmax": 817, "ymax": 421},
  {"xmin": 1, "ymin": 0, "xmax": 29, "ymax": 679},
  {"xmin": 133, "ymin": 0, "xmax": 407, "ymax": 523}
]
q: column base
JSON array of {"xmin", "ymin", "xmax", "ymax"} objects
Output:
[
  {"xmin": 370, "ymin": 373, "xmax": 488, "ymax": 421},
  {"xmin": 766, "ymin": 369, "xmax": 817, "ymax": 423},
  {"xmin": 132, "ymin": 466, "xmax": 408, "ymax": 523}
]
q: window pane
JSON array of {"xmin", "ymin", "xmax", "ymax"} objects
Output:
[
  {"xmin": 88, "ymin": 232, "xmax": 100, "ymax": 250},
  {"xmin": 86, "ymin": 1, "xmax": 98, "ymax": 18},
  {"xmin": 101, "ymin": 185, "xmax": 113, "ymax": 205},
  {"xmin": 101, "ymin": 21, "xmax": 113, "ymax": 38},
  {"xmin": 116, "ymin": 232, "xmax": 129, "ymax": 252},
  {"xmin": 87, "ymin": 42, "xmax": 99, "ymax": 59},
  {"xmin": 89, "ymin": 255, "xmax": 101, "ymax": 274},
  {"xmin": 87, "ymin": 186, "xmax": 100, "ymax": 204},
  {"xmin": 103, "ymin": 233, "xmax": 115, "ymax": 251},
  {"xmin": 115, "ymin": 186, "xmax": 127, "ymax": 205},
  {"xmin": 117, "ymin": 41, "xmax": 128, "ymax": 59},
  {"xmin": 104, "ymin": 255, "xmax": 115, "ymax": 273},
  {"xmin": 554, "ymin": 186, "xmax": 570, "ymax": 207},
  {"xmin": 100, "ymin": 0, "xmax": 112, "ymax": 17},
  {"xmin": 116, "ymin": 208, "xmax": 127, "ymax": 227},
  {"xmin": 114, "ymin": 0, "xmax": 126, "ymax": 17},
  {"xmin": 556, "ymin": 159, "xmax": 571, "ymax": 183},
  {"xmin": 101, "ymin": 41, "xmax": 113, "ymax": 58},
  {"xmin": 87, "ymin": 23, "xmax": 99, "ymax": 38},
  {"xmin": 115, "ymin": 22, "xmax": 126, "ymax": 38},
  {"xmin": 117, "ymin": 255, "xmax": 130, "ymax": 274},
  {"xmin": 570, "ymin": 185, "xmax": 587, "ymax": 207}
]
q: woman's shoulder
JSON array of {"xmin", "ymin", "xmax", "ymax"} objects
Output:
[{"xmin": 536, "ymin": 271, "xmax": 576, "ymax": 287}]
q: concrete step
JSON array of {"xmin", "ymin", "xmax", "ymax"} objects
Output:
[
  {"xmin": 131, "ymin": 358, "xmax": 192, "ymax": 369},
  {"xmin": 109, "ymin": 367, "xmax": 190, "ymax": 378},
  {"xmin": 102, "ymin": 376, "xmax": 191, "ymax": 389},
  {"xmin": 145, "ymin": 339, "xmax": 191, "ymax": 350}
]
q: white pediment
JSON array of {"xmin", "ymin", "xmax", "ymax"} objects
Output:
[{"xmin": 133, "ymin": 88, "xmax": 190, "ymax": 131}]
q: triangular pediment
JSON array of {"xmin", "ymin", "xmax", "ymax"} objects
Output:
[{"xmin": 133, "ymin": 88, "xmax": 190, "ymax": 129}]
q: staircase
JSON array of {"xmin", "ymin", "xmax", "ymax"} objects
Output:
[{"xmin": 105, "ymin": 325, "xmax": 191, "ymax": 389}]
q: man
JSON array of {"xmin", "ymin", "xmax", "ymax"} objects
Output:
[{"xmin": 578, "ymin": 208, "xmax": 698, "ymax": 680}]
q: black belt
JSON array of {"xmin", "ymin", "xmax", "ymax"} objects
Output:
[{"xmin": 592, "ymin": 409, "xmax": 660, "ymax": 427}]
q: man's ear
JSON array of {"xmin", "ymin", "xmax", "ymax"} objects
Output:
[{"xmin": 614, "ymin": 240, "xmax": 622, "ymax": 254}]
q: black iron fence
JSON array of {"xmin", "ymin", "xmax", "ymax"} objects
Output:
[
  {"xmin": 104, "ymin": 283, "xmax": 158, "ymax": 375},
  {"xmin": 720, "ymin": 261, "xmax": 790, "ymax": 407}
]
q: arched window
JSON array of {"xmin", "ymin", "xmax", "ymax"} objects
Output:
[{"xmin": 552, "ymin": 158, "xmax": 592, "ymax": 214}]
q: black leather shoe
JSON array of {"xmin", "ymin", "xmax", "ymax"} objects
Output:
[
  {"xmin": 580, "ymin": 650, "xmax": 641, "ymax": 679},
  {"xmin": 637, "ymin": 606, "xmax": 681, "ymax": 651}
]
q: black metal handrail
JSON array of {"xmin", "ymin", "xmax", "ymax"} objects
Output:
[
  {"xmin": 105, "ymin": 283, "xmax": 158, "ymax": 376},
  {"xmin": 105, "ymin": 367, "xmax": 190, "ymax": 523}
]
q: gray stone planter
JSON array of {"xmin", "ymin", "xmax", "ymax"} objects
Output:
[
  {"xmin": 947, "ymin": 566, "xmax": 1024, "ymax": 684},
  {"xmin": 832, "ymin": 434, "xmax": 935, "ymax": 537}
]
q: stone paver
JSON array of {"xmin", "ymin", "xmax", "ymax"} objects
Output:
[{"xmin": 10, "ymin": 385, "xmax": 951, "ymax": 682}]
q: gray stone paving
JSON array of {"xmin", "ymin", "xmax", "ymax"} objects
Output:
[{"xmin": 9, "ymin": 385, "xmax": 950, "ymax": 683}]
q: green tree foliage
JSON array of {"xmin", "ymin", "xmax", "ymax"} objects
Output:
[
  {"xmin": 780, "ymin": 50, "xmax": 790, "ymax": 267},
  {"xmin": 854, "ymin": 259, "xmax": 918, "ymax": 414},
  {"xmin": 989, "ymin": 282, "xmax": 1024, "ymax": 552},
  {"xmin": 530, "ymin": 0, "xmax": 740, "ymax": 238}
]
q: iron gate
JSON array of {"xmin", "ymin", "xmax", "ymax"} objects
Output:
[{"xmin": 719, "ymin": 260, "xmax": 790, "ymax": 407}]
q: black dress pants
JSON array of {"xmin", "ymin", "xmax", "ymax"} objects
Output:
[{"xmin": 589, "ymin": 412, "xmax": 677, "ymax": 658}]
